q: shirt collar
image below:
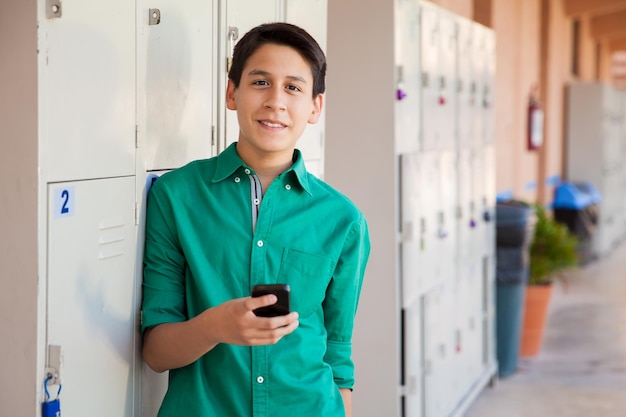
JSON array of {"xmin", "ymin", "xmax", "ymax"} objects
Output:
[{"xmin": 212, "ymin": 142, "xmax": 312, "ymax": 196}]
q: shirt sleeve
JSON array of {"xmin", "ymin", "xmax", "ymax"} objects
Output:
[
  {"xmin": 323, "ymin": 214, "xmax": 370, "ymax": 389},
  {"xmin": 141, "ymin": 180, "xmax": 188, "ymax": 334}
]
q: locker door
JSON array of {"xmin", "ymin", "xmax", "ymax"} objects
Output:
[
  {"xmin": 286, "ymin": 0, "xmax": 328, "ymax": 164},
  {"xmin": 403, "ymin": 302, "xmax": 423, "ymax": 417},
  {"xmin": 422, "ymin": 285, "xmax": 454, "ymax": 417},
  {"xmin": 223, "ymin": 0, "xmax": 283, "ymax": 148},
  {"xmin": 420, "ymin": 3, "xmax": 441, "ymax": 151},
  {"xmin": 395, "ymin": 0, "xmax": 422, "ymax": 155},
  {"xmin": 438, "ymin": 151, "xmax": 458, "ymax": 284},
  {"xmin": 437, "ymin": 11, "xmax": 457, "ymax": 151},
  {"xmin": 456, "ymin": 18, "xmax": 474, "ymax": 149},
  {"xmin": 47, "ymin": 177, "xmax": 138, "ymax": 417},
  {"xmin": 139, "ymin": 0, "xmax": 217, "ymax": 171},
  {"xmin": 43, "ymin": 0, "xmax": 135, "ymax": 182},
  {"xmin": 418, "ymin": 151, "xmax": 442, "ymax": 292},
  {"xmin": 401, "ymin": 153, "xmax": 423, "ymax": 307},
  {"xmin": 481, "ymin": 28, "xmax": 495, "ymax": 145}
]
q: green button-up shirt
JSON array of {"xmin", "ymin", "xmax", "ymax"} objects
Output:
[{"xmin": 141, "ymin": 143, "xmax": 370, "ymax": 417}]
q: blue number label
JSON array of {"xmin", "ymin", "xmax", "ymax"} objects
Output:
[{"xmin": 54, "ymin": 186, "xmax": 75, "ymax": 218}]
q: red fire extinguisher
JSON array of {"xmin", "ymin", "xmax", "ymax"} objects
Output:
[{"xmin": 527, "ymin": 87, "xmax": 544, "ymax": 151}]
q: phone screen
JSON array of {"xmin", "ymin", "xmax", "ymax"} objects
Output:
[{"xmin": 251, "ymin": 284, "xmax": 290, "ymax": 317}]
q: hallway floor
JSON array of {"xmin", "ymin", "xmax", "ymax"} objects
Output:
[{"xmin": 464, "ymin": 238, "xmax": 626, "ymax": 417}]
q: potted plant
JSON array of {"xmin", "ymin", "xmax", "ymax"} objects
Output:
[{"xmin": 520, "ymin": 204, "xmax": 579, "ymax": 356}]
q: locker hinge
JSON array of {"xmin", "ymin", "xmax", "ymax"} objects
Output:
[
  {"xmin": 135, "ymin": 202, "xmax": 139, "ymax": 226},
  {"xmin": 46, "ymin": 0, "xmax": 62, "ymax": 19},
  {"xmin": 135, "ymin": 125, "xmax": 139, "ymax": 148},
  {"xmin": 211, "ymin": 125, "xmax": 216, "ymax": 147}
]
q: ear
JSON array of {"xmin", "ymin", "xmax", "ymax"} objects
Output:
[
  {"xmin": 307, "ymin": 94, "xmax": 323, "ymax": 124},
  {"xmin": 226, "ymin": 79, "xmax": 237, "ymax": 110}
]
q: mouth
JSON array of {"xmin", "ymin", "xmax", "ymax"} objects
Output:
[{"xmin": 259, "ymin": 120, "xmax": 287, "ymax": 128}]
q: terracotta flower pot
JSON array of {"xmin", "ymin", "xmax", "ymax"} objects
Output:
[{"xmin": 520, "ymin": 284, "xmax": 553, "ymax": 356}]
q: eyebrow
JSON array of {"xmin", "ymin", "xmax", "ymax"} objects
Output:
[{"xmin": 247, "ymin": 69, "xmax": 308, "ymax": 84}]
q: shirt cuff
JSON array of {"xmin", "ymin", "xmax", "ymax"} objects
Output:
[{"xmin": 325, "ymin": 340, "xmax": 355, "ymax": 389}]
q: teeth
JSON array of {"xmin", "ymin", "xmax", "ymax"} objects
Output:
[{"xmin": 261, "ymin": 121, "xmax": 283, "ymax": 128}]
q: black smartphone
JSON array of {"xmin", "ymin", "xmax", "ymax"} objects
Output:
[{"xmin": 251, "ymin": 284, "xmax": 290, "ymax": 317}]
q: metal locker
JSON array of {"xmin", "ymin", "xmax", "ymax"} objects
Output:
[
  {"xmin": 422, "ymin": 284, "xmax": 454, "ymax": 417},
  {"xmin": 394, "ymin": 0, "xmax": 422, "ymax": 155},
  {"xmin": 456, "ymin": 17, "xmax": 475, "ymax": 149},
  {"xmin": 481, "ymin": 27, "xmax": 495, "ymax": 145},
  {"xmin": 436, "ymin": 11, "xmax": 457, "ymax": 151},
  {"xmin": 43, "ymin": 0, "xmax": 136, "ymax": 182},
  {"xmin": 286, "ymin": 0, "xmax": 328, "ymax": 164},
  {"xmin": 138, "ymin": 0, "xmax": 217, "ymax": 171},
  {"xmin": 420, "ymin": 3, "xmax": 442, "ymax": 151},
  {"xmin": 402, "ymin": 301, "xmax": 423, "ymax": 417},
  {"xmin": 417, "ymin": 151, "xmax": 443, "ymax": 293},
  {"xmin": 456, "ymin": 148, "xmax": 474, "ymax": 269},
  {"xmin": 438, "ymin": 151, "xmax": 458, "ymax": 285},
  {"xmin": 400, "ymin": 152, "xmax": 423, "ymax": 307},
  {"xmin": 47, "ymin": 176, "xmax": 138, "ymax": 417},
  {"xmin": 222, "ymin": 0, "xmax": 284, "ymax": 148}
]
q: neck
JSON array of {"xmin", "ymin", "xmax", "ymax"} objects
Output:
[{"xmin": 235, "ymin": 143, "xmax": 294, "ymax": 191}]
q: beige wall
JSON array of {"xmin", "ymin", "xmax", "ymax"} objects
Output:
[
  {"xmin": 0, "ymin": 2, "xmax": 39, "ymax": 416},
  {"xmin": 428, "ymin": 0, "xmax": 473, "ymax": 19},
  {"xmin": 538, "ymin": 0, "xmax": 572, "ymax": 203},
  {"xmin": 490, "ymin": 0, "xmax": 542, "ymax": 202}
]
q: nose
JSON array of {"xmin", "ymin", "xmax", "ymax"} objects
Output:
[{"xmin": 264, "ymin": 87, "xmax": 287, "ymax": 111}]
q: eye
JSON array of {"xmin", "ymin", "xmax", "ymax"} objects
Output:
[
  {"xmin": 253, "ymin": 80, "xmax": 269, "ymax": 86},
  {"xmin": 286, "ymin": 84, "xmax": 302, "ymax": 92}
]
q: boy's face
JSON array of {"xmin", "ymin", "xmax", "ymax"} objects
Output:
[{"xmin": 226, "ymin": 43, "xmax": 323, "ymax": 162}]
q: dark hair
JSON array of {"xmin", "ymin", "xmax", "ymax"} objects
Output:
[{"xmin": 228, "ymin": 22, "xmax": 326, "ymax": 97}]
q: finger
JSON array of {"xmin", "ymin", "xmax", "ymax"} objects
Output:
[
  {"xmin": 256, "ymin": 312, "xmax": 299, "ymax": 330},
  {"xmin": 246, "ymin": 294, "xmax": 278, "ymax": 311}
]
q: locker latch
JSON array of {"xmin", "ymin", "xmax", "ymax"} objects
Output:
[
  {"xmin": 149, "ymin": 9, "xmax": 161, "ymax": 25},
  {"xmin": 46, "ymin": 0, "xmax": 62, "ymax": 19}
]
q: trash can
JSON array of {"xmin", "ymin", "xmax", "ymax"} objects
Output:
[
  {"xmin": 553, "ymin": 182, "xmax": 600, "ymax": 265},
  {"xmin": 495, "ymin": 200, "xmax": 536, "ymax": 377}
]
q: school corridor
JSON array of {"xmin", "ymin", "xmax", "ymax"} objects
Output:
[{"xmin": 464, "ymin": 238, "xmax": 626, "ymax": 417}]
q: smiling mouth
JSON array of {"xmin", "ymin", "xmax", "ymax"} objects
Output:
[{"xmin": 259, "ymin": 120, "xmax": 286, "ymax": 128}]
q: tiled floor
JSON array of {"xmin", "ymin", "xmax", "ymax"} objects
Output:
[{"xmin": 464, "ymin": 238, "xmax": 626, "ymax": 417}]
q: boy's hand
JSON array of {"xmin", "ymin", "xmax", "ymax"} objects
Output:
[{"xmin": 203, "ymin": 295, "xmax": 299, "ymax": 346}]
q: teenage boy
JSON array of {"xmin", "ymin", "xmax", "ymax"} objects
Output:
[{"xmin": 141, "ymin": 22, "xmax": 370, "ymax": 417}]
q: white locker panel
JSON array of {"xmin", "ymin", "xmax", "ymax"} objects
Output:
[
  {"xmin": 481, "ymin": 27, "xmax": 495, "ymax": 144},
  {"xmin": 439, "ymin": 151, "xmax": 458, "ymax": 283},
  {"xmin": 456, "ymin": 18, "xmax": 476, "ymax": 149},
  {"xmin": 457, "ymin": 148, "xmax": 474, "ymax": 267},
  {"xmin": 418, "ymin": 151, "xmax": 443, "ymax": 293},
  {"xmin": 401, "ymin": 153, "xmax": 423, "ymax": 307},
  {"xmin": 403, "ymin": 302, "xmax": 423, "ymax": 417},
  {"xmin": 395, "ymin": 0, "xmax": 422, "ymax": 154},
  {"xmin": 422, "ymin": 284, "xmax": 454, "ymax": 417},
  {"xmin": 420, "ymin": 3, "xmax": 442, "ymax": 151},
  {"xmin": 139, "ymin": 0, "xmax": 216, "ymax": 171},
  {"xmin": 286, "ymin": 0, "xmax": 328, "ymax": 163},
  {"xmin": 223, "ymin": 0, "xmax": 283, "ymax": 148},
  {"xmin": 437, "ymin": 11, "xmax": 457, "ymax": 151},
  {"xmin": 43, "ymin": 0, "xmax": 135, "ymax": 182},
  {"xmin": 47, "ymin": 177, "xmax": 138, "ymax": 417}
]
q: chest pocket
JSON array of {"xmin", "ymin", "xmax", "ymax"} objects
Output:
[{"xmin": 277, "ymin": 248, "xmax": 334, "ymax": 318}]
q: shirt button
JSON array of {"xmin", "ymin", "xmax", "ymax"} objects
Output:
[
  {"xmin": 257, "ymin": 376, "xmax": 264, "ymax": 384},
  {"xmin": 257, "ymin": 240, "xmax": 264, "ymax": 247},
  {"xmin": 244, "ymin": 168, "xmax": 251, "ymax": 175},
  {"xmin": 285, "ymin": 184, "xmax": 291, "ymax": 190},
  {"xmin": 253, "ymin": 198, "xmax": 260, "ymax": 205},
  {"xmin": 234, "ymin": 177, "xmax": 241, "ymax": 183}
]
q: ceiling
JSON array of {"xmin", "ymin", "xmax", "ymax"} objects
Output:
[{"xmin": 564, "ymin": 0, "xmax": 626, "ymax": 88}]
